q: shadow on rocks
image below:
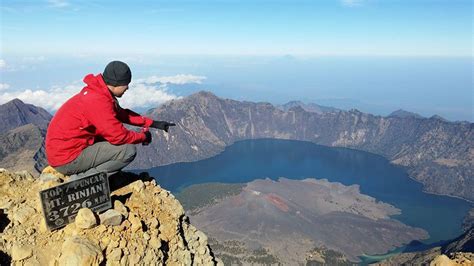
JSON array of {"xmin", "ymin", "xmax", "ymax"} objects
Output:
[
  {"xmin": 0, "ymin": 250, "xmax": 11, "ymax": 266},
  {"xmin": 108, "ymin": 171, "xmax": 154, "ymax": 192},
  {"xmin": 0, "ymin": 209, "xmax": 10, "ymax": 233}
]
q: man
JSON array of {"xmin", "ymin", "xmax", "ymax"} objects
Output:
[{"xmin": 46, "ymin": 61, "xmax": 175, "ymax": 179}]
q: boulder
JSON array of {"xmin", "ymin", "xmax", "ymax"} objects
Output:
[
  {"xmin": 11, "ymin": 244, "xmax": 33, "ymax": 261},
  {"xmin": 75, "ymin": 208, "xmax": 97, "ymax": 229},
  {"xmin": 113, "ymin": 200, "xmax": 128, "ymax": 218},
  {"xmin": 58, "ymin": 236, "xmax": 103, "ymax": 266},
  {"xmin": 99, "ymin": 209, "xmax": 122, "ymax": 226},
  {"xmin": 12, "ymin": 205, "xmax": 36, "ymax": 224}
]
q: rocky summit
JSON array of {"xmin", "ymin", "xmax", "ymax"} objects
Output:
[{"xmin": 0, "ymin": 168, "xmax": 221, "ymax": 265}]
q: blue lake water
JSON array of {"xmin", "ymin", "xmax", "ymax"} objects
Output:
[{"xmin": 132, "ymin": 139, "xmax": 472, "ymax": 256}]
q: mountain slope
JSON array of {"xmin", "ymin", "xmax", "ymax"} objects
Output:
[
  {"xmin": 0, "ymin": 124, "xmax": 47, "ymax": 174},
  {"xmin": 388, "ymin": 109, "xmax": 424, "ymax": 119},
  {"xmin": 277, "ymin": 101, "xmax": 340, "ymax": 114},
  {"xmin": 0, "ymin": 99, "xmax": 52, "ymax": 133},
  {"xmin": 129, "ymin": 91, "xmax": 473, "ymax": 202}
]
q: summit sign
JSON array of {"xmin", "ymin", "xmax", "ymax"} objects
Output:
[{"xmin": 39, "ymin": 172, "xmax": 112, "ymax": 230}]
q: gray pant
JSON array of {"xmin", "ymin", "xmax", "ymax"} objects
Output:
[{"xmin": 55, "ymin": 141, "xmax": 137, "ymax": 178}]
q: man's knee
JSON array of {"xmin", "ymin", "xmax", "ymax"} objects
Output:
[{"xmin": 123, "ymin": 144, "xmax": 137, "ymax": 163}]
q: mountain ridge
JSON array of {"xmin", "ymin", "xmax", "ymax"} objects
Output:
[
  {"xmin": 0, "ymin": 99, "xmax": 52, "ymax": 134},
  {"xmin": 130, "ymin": 91, "xmax": 474, "ymax": 202},
  {"xmin": 0, "ymin": 93, "xmax": 472, "ymax": 202}
]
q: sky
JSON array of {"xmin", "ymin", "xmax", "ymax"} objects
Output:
[{"xmin": 0, "ymin": 0, "xmax": 473, "ymax": 121}]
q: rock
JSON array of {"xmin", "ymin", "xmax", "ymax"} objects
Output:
[
  {"xmin": 143, "ymin": 251, "xmax": 156, "ymax": 264},
  {"xmin": 12, "ymin": 204, "xmax": 36, "ymax": 224},
  {"xmin": 216, "ymin": 258, "xmax": 224, "ymax": 266},
  {"xmin": 129, "ymin": 254, "xmax": 141, "ymax": 265},
  {"xmin": 196, "ymin": 230, "xmax": 208, "ymax": 243},
  {"xmin": 75, "ymin": 208, "xmax": 97, "ymax": 229},
  {"xmin": 25, "ymin": 228, "xmax": 35, "ymax": 235},
  {"xmin": 14, "ymin": 170, "xmax": 34, "ymax": 181},
  {"xmin": 197, "ymin": 246, "xmax": 207, "ymax": 255},
  {"xmin": 130, "ymin": 180, "xmax": 145, "ymax": 192},
  {"xmin": 119, "ymin": 239, "xmax": 127, "ymax": 249},
  {"xmin": 129, "ymin": 213, "xmax": 142, "ymax": 232},
  {"xmin": 58, "ymin": 236, "xmax": 104, "ymax": 266},
  {"xmin": 40, "ymin": 180, "xmax": 62, "ymax": 190},
  {"xmin": 39, "ymin": 173, "xmax": 60, "ymax": 183},
  {"xmin": 120, "ymin": 254, "xmax": 128, "ymax": 265},
  {"xmin": 39, "ymin": 219, "xmax": 49, "ymax": 233},
  {"xmin": 430, "ymin": 254, "xmax": 457, "ymax": 266},
  {"xmin": 99, "ymin": 209, "xmax": 122, "ymax": 226},
  {"xmin": 108, "ymin": 247, "xmax": 122, "ymax": 261},
  {"xmin": 41, "ymin": 166, "xmax": 65, "ymax": 178},
  {"xmin": 113, "ymin": 200, "xmax": 128, "ymax": 218},
  {"xmin": 149, "ymin": 236, "xmax": 162, "ymax": 249},
  {"xmin": 96, "ymin": 224, "xmax": 107, "ymax": 234},
  {"xmin": 108, "ymin": 239, "xmax": 119, "ymax": 249},
  {"xmin": 11, "ymin": 244, "xmax": 33, "ymax": 261},
  {"xmin": 149, "ymin": 217, "xmax": 159, "ymax": 229},
  {"xmin": 0, "ymin": 197, "xmax": 12, "ymax": 209},
  {"xmin": 64, "ymin": 223, "xmax": 80, "ymax": 236}
]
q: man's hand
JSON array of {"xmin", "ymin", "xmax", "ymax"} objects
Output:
[
  {"xmin": 150, "ymin": 120, "xmax": 176, "ymax": 133},
  {"xmin": 143, "ymin": 131, "xmax": 152, "ymax": 146}
]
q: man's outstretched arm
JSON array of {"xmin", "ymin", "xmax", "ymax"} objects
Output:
[
  {"xmin": 117, "ymin": 105, "xmax": 176, "ymax": 132},
  {"xmin": 116, "ymin": 106, "xmax": 154, "ymax": 127}
]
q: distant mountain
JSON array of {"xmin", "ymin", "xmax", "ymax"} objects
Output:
[
  {"xmin": 430, "ymin": 114, "xmax": 448, "ymax": 121},
  {"xmin": 0, "ymin": 99, "xmax": 51, "ymax": 174},
  {"xmin": 277, "ymin": 100, "xmax": 340, "ymax": 114},
  {"xmin": 0, "ymin": 99, "xmax": 52, "ymax": 134},
  {"xmin": 388, "ymin": 109, "xmax": 424, "ymax": 119},
  {"xmin": 0, "ymin": 124, "xmax": 47, "ymax": 174},
  {"xmin": 130, "ymin": 91, "xmax": 474, "ymax": 202}
]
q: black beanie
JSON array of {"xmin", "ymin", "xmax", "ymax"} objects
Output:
[{"xmin": 102, "ymin": 61, "xmax": 132, "ymax": 86}]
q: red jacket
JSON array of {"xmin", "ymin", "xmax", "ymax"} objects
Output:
[{"xmin": 46, "ymin": 73, "xmax": 153, "ymax": 167}]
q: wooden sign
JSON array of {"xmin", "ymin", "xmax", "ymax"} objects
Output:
[{"xmin": 39, "ymin": 172, "xmax": 112, "ymax": 230}]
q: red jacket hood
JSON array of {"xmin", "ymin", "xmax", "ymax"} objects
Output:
[{"xmin": 82, "ymin": 73, "xmax": 112, "ymax": 99}]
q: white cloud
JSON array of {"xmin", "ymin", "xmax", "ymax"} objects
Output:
[
  {"xmin": 135, "ymin": 74, "xmax": 207, "ymax": 85},
  {"xmin": 0, "ymin": 84, "xmax": 10, "ymax": 91},
  {"xmin": 118, "ymin": 83, "xmax": 181, "ymax": 110},
  {"xmin": 0, "ymin": 75, "xmax": 183, "ymax": 112},
  {"xmin": 341, "ymin": 0, "xmax": 365, "ymax": 7},
  {"xmin": 0, "ymin": 59, "xmax": 6, "ymax": 69},
  {"xmin": 47, "ymin": 0, "xmax": 69, "ymax": 8},
  {"xmin": 0, "ymin": 83, "xmax": 82, "ymax": 111}
]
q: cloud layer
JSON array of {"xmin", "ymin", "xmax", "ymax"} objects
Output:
[
  {"xmin": 134, "ymin": 74, "xmax": 206, "ymax": 85},
  {"xmin": 0, "ymin": 74, "xmax": 205, "ymax": 112}
]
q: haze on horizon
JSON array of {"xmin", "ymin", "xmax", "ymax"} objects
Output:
[{"xmin": 0, "ymin": 0, "xmax": 472, "ymax": 121}]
